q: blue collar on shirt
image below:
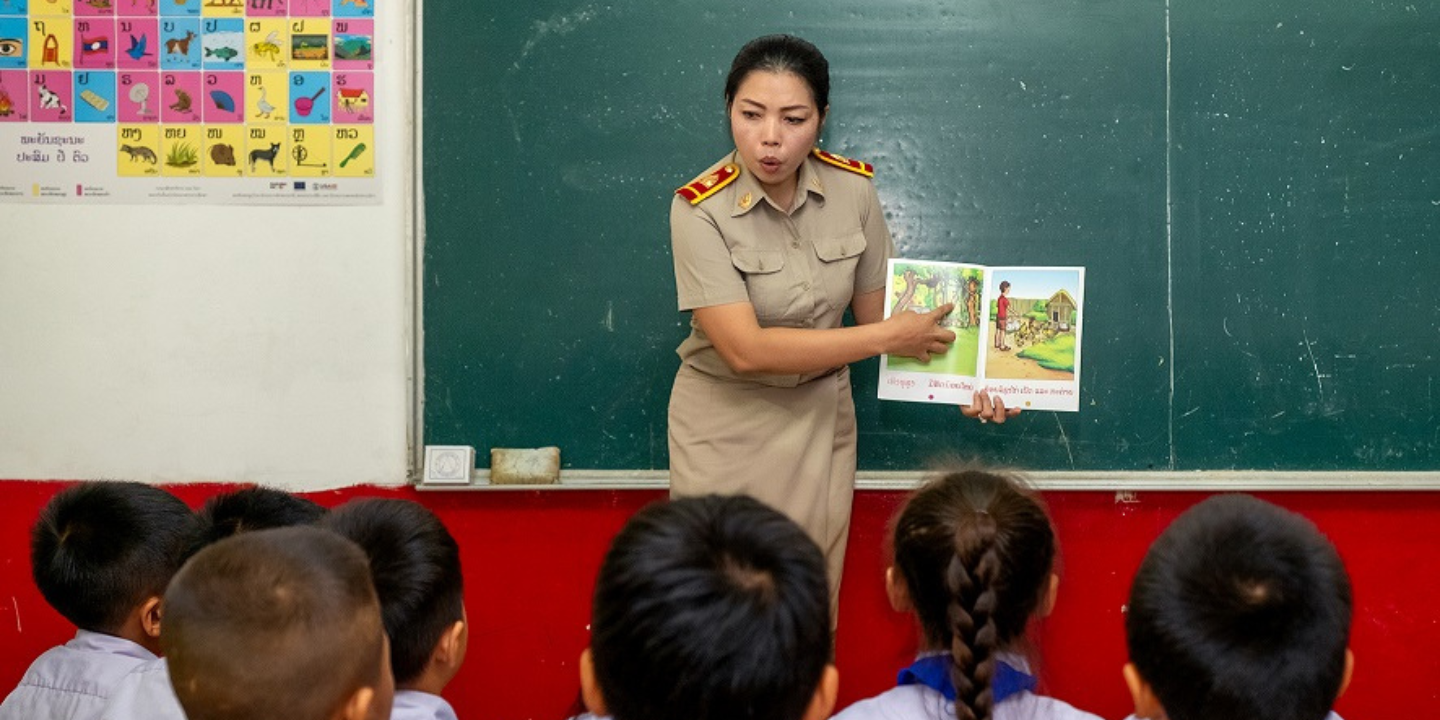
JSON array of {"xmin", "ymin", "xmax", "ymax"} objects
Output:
[{"xmin": 897, "ymin": 654, "xmax": 1037, "ymax": 704}]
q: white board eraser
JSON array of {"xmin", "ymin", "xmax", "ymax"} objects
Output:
[{"xmin": 489, "ymin": 447, "xmax": 561, "ymax": 485}]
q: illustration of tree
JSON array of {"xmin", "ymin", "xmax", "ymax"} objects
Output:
[{"xmin": 892, "ymin": 267, "xmax": 939, "ymax": 314}]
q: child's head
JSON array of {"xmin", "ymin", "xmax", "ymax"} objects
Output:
[
  {"xmin": 30, "ymin": 481, "xmax": 197, "ymax": 652},
  {"xmin": 581, "ymin": 494, "xmax": 837, "ymax": 720},
  {"xmin": 888, "ymin": 468, "xmax": 1057, "ymax": 720},
  {"xmin": 188, "ymin": 486, "xmax": 326, "ymax": 555},
  {"xmin": 999, "ymin": 281, "xmax": 1011, "ymax": 294},
  {"xmin": 162, "ymin": 526, "xmax": 392, "ymax": 720},
  {"xmin": 1124, "ymin": 494, "xmax": 1354, "ymax": 720},
  {"xmin": 323, "ymin": 499, "xmax": 467, "ymax": 692}
]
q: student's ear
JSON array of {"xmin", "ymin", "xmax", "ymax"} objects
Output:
[
  {"xmin": 139, "ymin": 596, "xmax": 163, "ymax": 640},
  {"xmin": 1337, "ymin": 648, "xmax": 1355, "ymax": 699},
  {"xmin": 336, "ymin": 686, "xmax": 381, "ymax": 720},
  {"xmin": 579, "ymin": 648, "xmax": 608, "ymax": 716},
  {"xmin": 432, "ymin": 617, "xmax": 468, "ymax": 676},
  {"xmin": 1123, "ymin": 662, "xmax": 1166, "ymax": 720},
  {"xmin": 1038, "ymin": 573, "xmax": 1059, "ymax": 618},
  {"xmin": 800, "ymin": 664, "xmax": 839, "ymax": 720},
  {"xmin": 885, "ymin": 566, "xmax": 912, "ymax": 613}
]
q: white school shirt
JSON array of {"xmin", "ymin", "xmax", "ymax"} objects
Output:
[
  {"xmin": 832, "ymin": 653, "xmax": 1103, "ymax": 720},
  {"xmin": 0, "ymin": 630, "xmax": 157, "ymax": 720},
  {"xmin": 391, "ymin": 689, "xmax": 459, "ymax": 720},
  {"xmin": 1123, "ymin": 715, "xmax": 1345, "ymax": 720},
  {"xmin": 97, "ymin": 658, "xmax": 186, "ymax": 720}
]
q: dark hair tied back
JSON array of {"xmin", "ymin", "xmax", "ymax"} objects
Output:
[
  {"xmin": 893, "ymin": 469, "xmax": 1056, "ymax": 720},
  {"xmin": 724, "ymin": 34, "xmax": 830, "ymax": 113}
]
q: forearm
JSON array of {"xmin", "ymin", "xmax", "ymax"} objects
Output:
[
  {"xmin": 714, "ymin": 323, "xmax": 892, "ymax": 376},
  {"xmin": 696, "ymin": 299, "xmax": 952, "ymax": 377}
]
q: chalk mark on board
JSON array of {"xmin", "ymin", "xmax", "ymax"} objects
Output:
[
  {"xmin": 505, "ymin": 4, "xmax": 603, "ymax": 146},
  {"xmin": 601, "ymin": 301, "xmax": 614, "ymax": 332},
  {"xmin": 1302, "ymin": 323, "xmax": 1325, "ymax": 397},
  {"xmin": 10, "ymin": 596, "xmax": 19, "ymax": 634},
  {"xmin": 1179, "ymin": 406, "xmax": 1200, "ymax": 419},
  {"xmin": 1164, "ymin": 0, "xmax": 1177, "ymax": 470},
  {"xmin": 1054, "ymin": 414, "xmax": 1076, "ymax": 468}
]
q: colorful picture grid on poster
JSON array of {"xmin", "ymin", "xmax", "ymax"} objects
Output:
[{"xmin": 0, "ymin": 0, "xmax": 376, "ymax": 180}]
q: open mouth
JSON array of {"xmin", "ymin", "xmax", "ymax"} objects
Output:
[{"xmin": 759, "ymin": 156, "xmax": 783, "ymax": 174}]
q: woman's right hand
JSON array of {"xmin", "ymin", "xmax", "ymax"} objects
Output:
[{"xmin": 884, "ymin": 303, "xmax": 957, "ymax": 362}]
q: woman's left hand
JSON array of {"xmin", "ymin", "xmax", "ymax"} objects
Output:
[{"xmin": 961, "ymin": 390, "xmax": 1021, "ymax": 425}]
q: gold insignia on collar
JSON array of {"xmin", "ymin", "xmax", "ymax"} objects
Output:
[{"xmin": 739, "ymin": 192, "xmax": 753, "ymax": 210}]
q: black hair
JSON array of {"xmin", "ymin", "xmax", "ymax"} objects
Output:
[
  {"xmin": 999, "ymin": 281, "xmax": 1011, "ymax": 292},
  {"xmin": 188, "ymin": 486, "xmax": 326, "ymax": 557},
  {"xmin": 1126, "ymin": 494, "xmax": 1353, "ymax": 720},
  {"xmin": 163, "ymin": 526, "xmax": 387, "ymax": 720},
  {"xmin": 891, "ymin": 469, "xmax": 1056, "ymax": 720},
  {"xmin": 30, "ymin": 481, "xmax": 197, "ymax": 634},
  {"xmin": 724, "ymin": 34, "xmax": 830, "ymax": 114},
  {"xmin": 590, "ymin": 494, "xmax": 831, "ymax": 720},
  {"xmin": 323, "ymin": 499, "xmax": 465, "ymax": 685}
]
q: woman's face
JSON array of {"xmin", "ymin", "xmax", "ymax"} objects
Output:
[{"xmin": 728, "ymin": 70, "xmax": 825, "ymax": 201}]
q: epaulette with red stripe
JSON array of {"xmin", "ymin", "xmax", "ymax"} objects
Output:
[
  {"xmin": 811, "ymin": 148, "xmax": 875, "ymax": 178},
  {"xmin": 675, "ymin": 163, "xmax": 740, "ymax": 205}
]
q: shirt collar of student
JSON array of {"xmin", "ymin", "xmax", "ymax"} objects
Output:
[{"xmin": 896, "ymin": 653, "xmax": 1038, "ymax": 704}]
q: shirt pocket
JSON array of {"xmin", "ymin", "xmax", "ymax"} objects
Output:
[
  {"xmin": 811, "ymin": 230, "xmax": 868, "ymax": 308},
  {"xmin": 729, "ymin": 248, "xmax": 797, "ymax": 324}
]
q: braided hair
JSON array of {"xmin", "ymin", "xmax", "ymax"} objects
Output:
[{"xmin": 892, "ymin": 468, "xmax": 1056, "ymax": 720}]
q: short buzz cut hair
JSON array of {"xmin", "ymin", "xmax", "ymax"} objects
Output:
[
  {"xmin": 323, "ymin": 499, "xmax": 465, "ymax": 685},
  {"xmin": 162, "ymin": 526, "xmax": 388, "ymax": 720},
  {"xmin": 590, "ymin": 494, "xmax": 831, "ymax": 720},
  {"xmin": 1126, "ymin": 494, "xmax": 1353, "ymax": 720},
  {"xmin": 31, "ymin": 481, "xmax": 197, "ymax": 633}
]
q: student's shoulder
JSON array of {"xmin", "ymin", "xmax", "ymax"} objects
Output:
[
  {"xmin": 832, "ymin": 685, "xmax": 945, "ymax": 720},
  {"xmin": 100, "ymin": 659, "xmax": 185, "ymax": 720},
  {"xmin": 999, "ymin": 691, "xmax": 1106, "ymax": 720},
  {"xmin": 9, "ymin": 639, "xmax": 149, "ymax": 694}
]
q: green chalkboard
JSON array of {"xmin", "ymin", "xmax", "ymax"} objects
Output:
[{"xmin": 423, "ymin": 1, "xmax": 1437, "ymax": 471}]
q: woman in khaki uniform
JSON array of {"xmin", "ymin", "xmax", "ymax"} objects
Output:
[{"xmin": 668, "ymin": 35, "xmax": 1016, "ymax": 610}]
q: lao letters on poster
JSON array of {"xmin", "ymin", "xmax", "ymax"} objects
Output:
[{"xmin": 0, "ymin": 0, "xmax": 378, "ymax": 204}]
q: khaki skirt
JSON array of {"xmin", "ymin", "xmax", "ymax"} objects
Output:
[{"xmin": 668, "ymin": 363, "xmax": 857, "ymax": 608}]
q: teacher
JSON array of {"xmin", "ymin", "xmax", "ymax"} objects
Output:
[{"xmin": 667, "ymin": 34, "xmax": 1016, "ymax": 607}]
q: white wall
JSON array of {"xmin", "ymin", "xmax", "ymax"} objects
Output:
[{"xmin": 0, "ymin": 8, "xmax": 414, "ymax": 491}]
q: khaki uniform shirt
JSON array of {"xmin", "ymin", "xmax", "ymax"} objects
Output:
[{"xmin": 670, "ymin": 151, "xmax": 895, "ymax": 387}]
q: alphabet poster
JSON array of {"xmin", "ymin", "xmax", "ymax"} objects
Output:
[
  {"xmin": 879, "ymin": 259, "xmax": 1085, "ymax": 412},
  {"xmin": 0, "ymin": 0, "xmax": 378, "ymax": 204}
]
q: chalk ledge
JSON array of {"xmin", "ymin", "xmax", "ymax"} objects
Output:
[{"xmin": 416, "ymin": 470, "xmax": 1440, "ymax": 492}]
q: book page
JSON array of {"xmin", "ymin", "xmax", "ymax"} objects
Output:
[
  {"xmin": 878, "ymin": 259, "xmax": 988, "ymax": 403},
  {"xmin": 981, "ymin": 267, "xmax": 1084, "ymax": 411}
]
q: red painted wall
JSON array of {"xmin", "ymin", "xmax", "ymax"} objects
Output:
[{"xmin": 0, "ymin": 482, "xmax": 1435, "ymax": 718}]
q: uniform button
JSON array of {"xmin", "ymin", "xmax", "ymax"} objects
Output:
[
  {"xmin": 791, "ymin": 241, "xmax": 800, "ymax": 249},
  {"xmin": 802, "ymin": 282, "xmax": 811, "ymax": 290}
]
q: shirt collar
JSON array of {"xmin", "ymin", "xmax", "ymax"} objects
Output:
[
  {"xmin": 896, "ymin": 650, "xmax": 1037, "ymax": 704},
  {"xmin": 729, "ymin": 150, "xmax": 827, "ymax": 218},
  {"xmin": 69, "ymin": 629, "xmax": 158, "ymax": 661},
  {"xmin": 392, "ymin": 690, "xmax": 459, "ymax": 720}
]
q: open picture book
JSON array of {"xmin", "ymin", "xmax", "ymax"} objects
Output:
[{"xmin": 879, "ymin": 259, "xmax": 1085, "ymax": 412}]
